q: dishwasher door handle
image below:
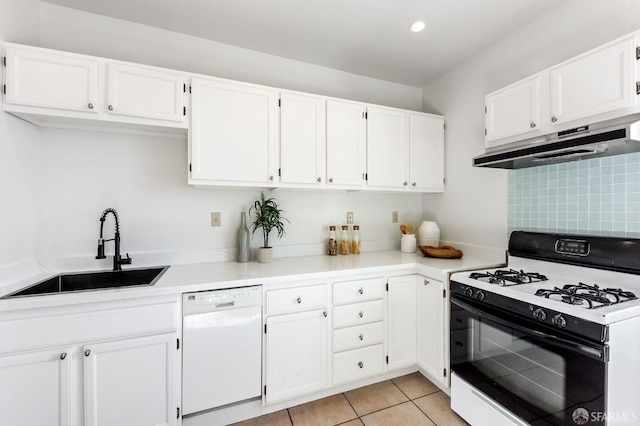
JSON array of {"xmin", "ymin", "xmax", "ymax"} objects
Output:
[{"xmin": 214, "ymin": 301, "xmax": 235, "ymax": 309}]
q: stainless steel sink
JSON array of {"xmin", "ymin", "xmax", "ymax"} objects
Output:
[{"xmin": 3, "ymin": 266, "xmax": 169, "ymax": 298}]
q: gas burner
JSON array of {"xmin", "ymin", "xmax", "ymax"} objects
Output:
[
  {"xmin": 469, "ymin": 269, "xmax": 548, "ymax": 286},
  {"xmin": 535, "ymin": 283, "xmax": 638, "ymax": 309}
]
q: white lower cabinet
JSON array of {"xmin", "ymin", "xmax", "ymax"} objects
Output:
[
  {"xmin": 417, "ymin": 275, "xmax": 447, "ymax": 387},
  {"xmin": 387, "ymin": 275, "xmax": 417, "ymax": 370},
  {"xmin": 265, "ymin": 284, "xmax": 329, "ymax": 404}
]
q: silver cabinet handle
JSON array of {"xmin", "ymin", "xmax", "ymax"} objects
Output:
[
  {"xmin": 359, "ymin": 334, "xmax": 363, "ymax": 341},
  {"xmin": 424, "ymin": 279, "xmax": 430, "ymax": 285},
  {"xmin": 296, "ymin": 297, "xmax": 302, "ymax": 304},
  {"xmin": 412, "ymin": 182, "xmax": 417, "ymax": 187},
  {"xmin": 323, "ymin": 311, "xmax": 327, "ymax": 317},
  {"xmin": 60, "ymin": 353, "xmax": 67, "ymax": 360},
  {"xmin": 530, "ymin": 122, "xmax": 536, "ymax": 128},
  {"xmin": 108, "ymin": 105, "xmax": 114, "ymax": 111},
  {"xmin": 87, "ymin": 103, "xmax": 94, "ymax": 109},
  {"xmin": 551, "ymin": 116, "xmax": 558, "ymax": 123},
  {"xmin": 269, "ymin": 176, "xmax": 274, "ymax": 181},
  {"xmin": 84, "ymin": 349, "xmax": 91, "ymax": 357},
  {"xmin": 358, "ymin": 311, "xmax": 363, "ymax": 318},
  {"xmin": 403, "ymin": 181, "xmax": 408, "ymax": 186},
  {"xmin": 358, "ymin": 288, "xmax": 364, "ymax": 295},
  {"xmin": 317, "ymin": 177, "xmax": 321, "ymax": 183},
  {"xmin": 329, "ymin": 178, "xmax": 333, "ymax": 183},
  {"xmin": 358, "ymin": 361, "xmax": 364, "ymax": 368}
]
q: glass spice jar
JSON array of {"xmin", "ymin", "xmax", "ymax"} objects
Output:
[
  {"xmin": 328, "ymin": 226, "xmax": 337, "ymax": 256},
  {"xmin": 340, "ymin": 225, "xmax": 350, "ymax": 255},
  {"xmin": 352, "ymin": 225, "xmax": 361, "ymax": 254}
]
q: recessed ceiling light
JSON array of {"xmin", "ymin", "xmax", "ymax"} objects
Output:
[{"xmin": 410, "ymin": 21, "xmax": 426, "ymax": 33}]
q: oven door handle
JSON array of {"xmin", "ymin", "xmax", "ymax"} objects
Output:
[{"xmin": 451, "ymin": 297, "xmax": 609, "ymax": 362}]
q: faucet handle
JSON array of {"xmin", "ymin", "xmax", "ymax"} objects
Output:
[
  {"xmin": 120, "ymin": 253, "xmax": 133, "ymax": 265},
  {"xmin": 96, "ymin": 239, "xmax": 106, "ymax": 259}
]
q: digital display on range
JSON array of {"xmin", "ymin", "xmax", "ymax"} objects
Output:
[{"xmin": 556, "ymin": 239, "xmax": 589, "ymax": 256}]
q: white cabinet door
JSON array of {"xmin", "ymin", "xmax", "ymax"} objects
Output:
[
  {"xmin": 417, "ymin": 276, "xmax": 446, "ymax": 386},
  {"xmin": 485, "ymin": 75, "xmax": 542, "ymax": 146},
  {"xmin": 106, "ymin": 63, "xmax": 185, "ymax": 123},
  {"xmin": 265, "ymin": 309, "xmax": 328, "ymax": 404},
  {"xmin": 366, "ymin": 106, "xmax": 409, "ymax": 189},
  {"xmin": 0, "ymin": 347, "xmax": 73, "ymax": 426},
  {"xmin": 409, "ymin": 113, "xmax": 445, "ymax": 192},
  {"xmin": 84, "ymin": 333, "xmax": 178, "ymax": 426},
  {"xmin": 280, "ymin": 92, "xmax": 326, "ymax": 185},
  {"xmin": 190, "ymin": 77, "xmax": 279, "ymax": 185},
  {"xmin": 550, "ymin": 37, "xmax": 636, "ymax": 127},
  {"xmin": 326, "ymin": 99, "xmax": 366, "ymax": 187},
  {"xmin": 4, "ymin": 45, "xmax": 98, "ymax": 113},
  {"xmin": 387, "ymin": 275, "xmax": 417, "ymax": 370}
]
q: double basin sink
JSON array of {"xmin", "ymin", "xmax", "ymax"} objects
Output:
[{"xmin": 2, "ymin": 266, "xmax": 169, "ymax": 299}]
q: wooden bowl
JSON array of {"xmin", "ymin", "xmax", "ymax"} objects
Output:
[{"xmin": 419, "ymin": 245, "xmax": 463, "ymax": 259}]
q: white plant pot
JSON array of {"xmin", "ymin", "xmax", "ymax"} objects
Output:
[
  {"xmin": 418, "ymin": 221, "xmax": 440, "ymax": 247},
  {"xmin": 257, "ymin": 247, "xmax": 274, "ymax": 263}
]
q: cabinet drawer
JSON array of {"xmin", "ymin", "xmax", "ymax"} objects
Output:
[
  {"xmin": 333, "ymin": 278, "xmax": 385, "ymax": 305},
  {"xmin": 333, "ymin": 322, "xmax": 384, "ymax": 353},
  {"xmin": 333, "ymin": 300, "xmax": 384, "ymax": 329},
  {"xmin": 267, "ymin": 284, "xmax": 327, "ymax": 315},
  {"xmin": 333, "ymin": 344, "xmax": 384, "ymax": 385}
]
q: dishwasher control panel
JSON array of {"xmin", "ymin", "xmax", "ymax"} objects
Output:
[{"xmin": 182, "ymin": 285, "xmax": 262, "ymax": 315}]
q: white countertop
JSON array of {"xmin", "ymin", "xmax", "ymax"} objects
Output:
[{"xmin": 0, "ymin": 249, "xmax": 506, "ymax": 312}]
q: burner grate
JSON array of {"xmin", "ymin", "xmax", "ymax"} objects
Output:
[
  {"xmin": 470, "ymin": 269, "xmax": 548, "ymax": 286},
  {"xmin": 535, "ymin": 283, "xmax": 638, "ymax": 309}
]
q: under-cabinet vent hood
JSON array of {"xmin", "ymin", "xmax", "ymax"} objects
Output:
[{"xmin": 473, "ymin": 118, "xmax": 640, "ymax": 169}]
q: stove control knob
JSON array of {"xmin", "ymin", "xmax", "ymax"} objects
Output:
[
  {"xmin": 464, "ymin": 287, "xmax": 474, "ymax": 297},
  {"xmin": 475, "ymin": 290, "xmax": 486, "ymax": 301},
  {"xmin": 532, "ymin": 308, "xmax": 547, "ymax": 322},
  {"xmin": 552, "ymin": 314, "xmax": 567, "ymax": 329}
]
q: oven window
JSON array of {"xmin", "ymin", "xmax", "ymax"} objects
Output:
[{"xmin": 451, "ymin": 297, "xmax": 605, "ymax": 425}]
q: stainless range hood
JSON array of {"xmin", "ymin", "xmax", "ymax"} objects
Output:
[{"xmin": 473, "ymin": 118, "xmax": 640, "ymax": 169}]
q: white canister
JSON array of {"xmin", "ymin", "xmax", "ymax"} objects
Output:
[
  {"xmin": 401, "ymin": 234, "xmax": 417, "ymax": 253},
  {"xmin": 418, "ymin": 221, "xmax": 440, "ymax": 247}
]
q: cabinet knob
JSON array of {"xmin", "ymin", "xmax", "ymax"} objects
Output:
[
  {"xmin": 551, "ymin": 116, "xmax": 558, "ymax": 123},
  {"xmin": 317, "ymin": 177, "xmax": 321, "ymax": 183},
  {"xmin": 358, "ymin": 361, "xmax": 364, "ymax": 368},
  {"xmin": 403, "ymin": 181, "xmax": 408, "ymax": 186},
  {"xmin": 358, "ymin": 288, "xmax": 364, "ymax": 295},
  {"xmin": 530, "ymin": 122, "xmax": 536, "ymax": 128},
  {"xmin": 269, "ymin": 176, "xmax": 274, "ymax": 181},
  {"xmin": 358, "ymin": 311, "xmax": 363, "ymax": 318},
  {"xmin": 323, "ymin": 311, "xmax": 327, "ymax": 317},
  {"xmin": 296, "ymin": 297, "xmax": 302, "ymax": 304},
  {"xmin": 359, "ymin": 334, "xmax": 364, "ymax": 341},
  {"xmin": 87, "ymin": 103, "xmax": 94, "ymax": 109},
  {"xmin": 60, "ymin": 352, "xmax": 67, "ymax": 360},
  {"xmin": 412, "ymin": 182, "xmax": 417, "ymax": 187},
  {"xmin": 108, "ymin": 105, "xmax": 114, "ymax": 111},
  {"xmin": 329, "ymin": 178, "xmax": 334, "ymax": 183},
  {"xmin": 84, "ymin": 349, "xmax": 91, "ymax": 357},
  {"xmin": 424, "ymin": 279, "xmax": 430, "ymax": 285}
]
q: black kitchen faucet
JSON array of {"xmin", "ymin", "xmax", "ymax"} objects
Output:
[{"xmin": 96, "ymin": 208, "xmax": 132, "ymax": 271}]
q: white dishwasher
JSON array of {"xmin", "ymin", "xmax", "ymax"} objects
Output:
[{"xmin": 182, "ymin": 286, "xmax": 262, "ymax": 415}]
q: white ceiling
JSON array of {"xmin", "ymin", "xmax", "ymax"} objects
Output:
[{"xmin": 43, "ymin": 0, "xmax": 560, "ymax": 87}]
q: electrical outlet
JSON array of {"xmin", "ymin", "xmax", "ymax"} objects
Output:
[
  {"xmin": 392, "ymin": 211, "xmax": 399, "ymax": 223},
  {"xmin": 210, "ymin": 212, "xmax": 221, "ymax": 227},
  {"xmin": 346, "ymin": 212, "xmax": 354, "ymax": 224}
]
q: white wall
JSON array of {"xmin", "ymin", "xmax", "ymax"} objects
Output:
[
  {"xmin": 32, "ymin": 4, "xmax": 424, "ymax": 270},
  {"xmin": 421, "ymin": 0, "xmax": 640, "ymax": 251},
  {"xmin": 0, "ymin": 0, "xmax": 40, "ymax": 278}
]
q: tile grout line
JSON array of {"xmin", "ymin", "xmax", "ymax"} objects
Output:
[{"xmin": 389, "ymin": 378, "xmax": 443, "ymax": 426}]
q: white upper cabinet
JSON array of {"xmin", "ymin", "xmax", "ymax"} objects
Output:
[
  {"xmin": 549, "ymin": 37, "xmax": 636, "ymax": 127},
  {"xmin": 366, "ymin": 106, "xmax": 410, "ymax": 189},
  {"xmin": 4, "ymin": 45, "xmax": 98, "ymax": 113},
  {"xmin": 410, "ymin": 113, "xmax": 445, "ymax": 192},
  {"xmin": 189, "ymin": 77, "xmax": 279, "ymax": 186},
  {"xmin": 485, "ymin": 75, "xmax": 542, "ymax": 147},
  {"xmin": 279, "ymin": 91, "xmax": 326, "ymax": 185},
  {"xmin": 106, "ymin": 63, "xmax": 185, "ymax": 123},
  {"xmin": 326, "ymin": 99, "xmax": 366, "ymax": 188}
]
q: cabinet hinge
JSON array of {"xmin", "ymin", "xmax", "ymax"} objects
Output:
[
  {"xmin": 2, "ymin": 56, "xmax": 5, "ymax": 67},
  {"xmin": 278, "ymin": 168, "xmax": 281, "ymax": 177},
  {"xmin": 176, "ymin": 338, "xmax": 180, "ymax": 350},
  {"xmin": 364, "ymin": 112, "xmax": 368, "ymax": 119},
  {"xmin": 385, "ymin": 355, "xmax": 389, "ymax": 364},
  {"xmin": 484, "ymin": 128, "xmax": 487, "ymax": 136},
  {"xmin": 183, "ymin": 83, "xmax": 186, "ymax": 93},
  {"xmin": 636, "ymin": 81, "xmax": 640, "ymax": 95},
  {"xmin": 2, "ymin": 84, "xmax": 5, "ymax": 95},
  {"xmin": 365, "ymin": 173, "xmax": 368, "ymax": 181},
  {"xmin": 443, "ymin": 289, "xmax": 447, "ymax": 298},
  {"xmin": 386, "ymin": 282, "xmax": 389, "ymax": 291},
  {"xmin": 264, "ymin": 324, "xmax": 267, "ymax": 334},
  {"xmin": 484, "ymin": 106, "xmax": 487, "ymax": 114},
  {"xmin": 189, "ymin": 85, "xmax": 192, "ymax": 93},
  {"xmin": 189, "ymin": 163, "xmax": 192, "ymax": 173},
  {"xmin": 177, "ymin": 407, "xmax": 180, "ymax": 419},
  {"xmin": 183, "ymin": 106, "xmax": 186, "ymax": 116},
  {"xmin": 278, "ymin": 99, "xmax": 281, "ymax": 107},
  {"xmin": 264, "ymin": 385, "xmax": 267, "ymax": 395},
  {"xmin": 443, "ymin": 368, "xmax": 447, "ymax": 377},
  {"xmin": 443, "ymin": 177, "xmax": 446, "ymax": 185},
  {"xmin": 636, "ymin": 46, "xmax": 640, "ymax": 60}
]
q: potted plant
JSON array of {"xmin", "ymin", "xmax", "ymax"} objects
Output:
[{"xmin": 250, "ymin": 191, "xmax": 289, "ymax": 263}]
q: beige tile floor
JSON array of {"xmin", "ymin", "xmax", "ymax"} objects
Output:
[{"xmin": 233, "ymin": 372, "xmax": 468, "ymax": 426}]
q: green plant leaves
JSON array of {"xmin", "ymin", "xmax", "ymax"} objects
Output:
[{"xmin": 249, "ymin": 191, "xmax": 289, "ymax": 248}]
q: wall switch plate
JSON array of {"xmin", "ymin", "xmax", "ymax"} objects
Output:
[
  {"xmin": 392, "ymin": 211, "xmax": 399, "ymax": 223},
  {"xmin": 346, "ymin": 212, "xmax": 354, "ymax": 224},
  {"xmin": 210, "ymin": 212, "xmax": 221, "ymax": 227}
]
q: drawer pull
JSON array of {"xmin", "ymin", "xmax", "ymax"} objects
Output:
[
  {"xmin": 358, "ymin": 288, "xmax": 364, "ymax": 295},
  {"xmin": 60, "ymin": 353, "xmax": 67, "ymax": 360},
  {"xmin": 323, "ymin": 311, "xmax": 327, "ymax": 317},
  {"xmin": 359, "ymin": 334, "xmax": 364, "ymax": 341},
  {"xmin": 358, "ymin": 311, "xmax": 363, "ymax": 318},
  {"xmin": 87, "ymin": 102, "xmax": 94, "ymax": 109},
  {"xmin": 424, "ymin": 279, "xmax": 430, "ymax": 285},
  {"xmin": 84, "ymin": 349, "xmax": 91, "ymax": 357},
  {"xmin": 296, "ymin": 297, "xmax": 302, "ymax": 304},
  {"xmin": 358, "ymin": 361, "xmax": 364, "ymax": 368}
]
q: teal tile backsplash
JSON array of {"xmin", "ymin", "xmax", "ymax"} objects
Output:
[{"xmin": 508, "ymin": 153, "xmax": 640, "ymax": 237}]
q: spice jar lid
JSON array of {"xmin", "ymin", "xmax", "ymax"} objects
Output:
[
  {"xmin": 329, "ymin": 225, "xmax": 336, "ymax": 230},
  {"xmin": 342, "ymin": 225, "xmax": 348, "ymax": 230},
  {"xmin": 353, "ymin": 225, "xmax": 359, "ymax": 230}
]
